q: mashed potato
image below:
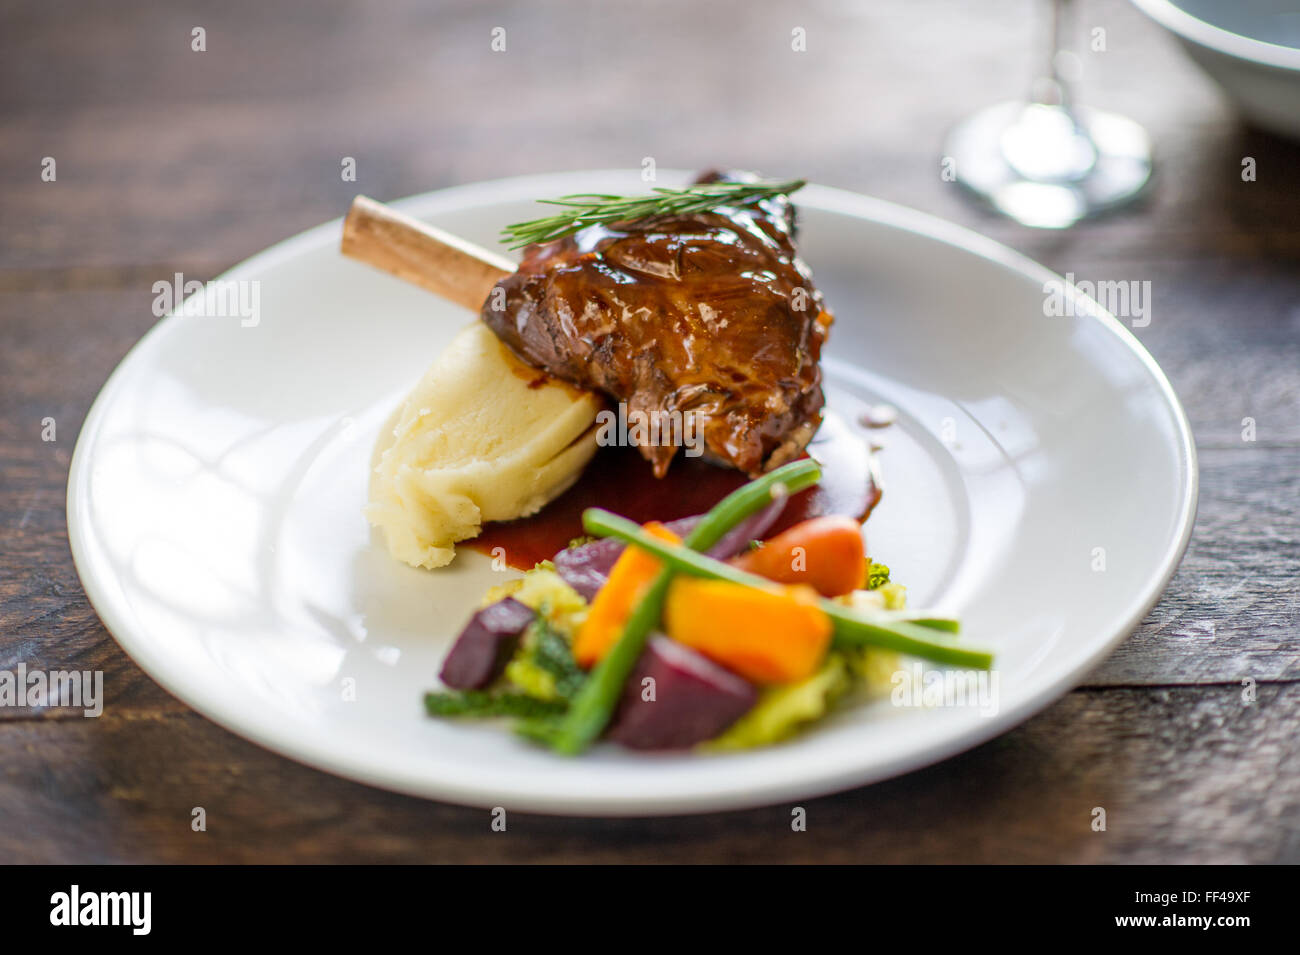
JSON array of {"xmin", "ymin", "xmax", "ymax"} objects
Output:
[{"xmin": 366, "ymin": 322, "xmax": 603, "ymax": 568}]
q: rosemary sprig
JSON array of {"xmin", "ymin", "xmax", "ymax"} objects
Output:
[{"xmin": 500, "ymin": 178, "xmax": 807, "ymax": 249}]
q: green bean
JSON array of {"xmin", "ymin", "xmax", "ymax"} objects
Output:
[
  {"xmin": 533, "ymin": 459, "xmax": 823, "ymax": 754},
  {"xmin": 890, "ymin": 615, "xmax": 961, "ymax": 633},
  {"xmin": 583, "ymin": 510, "xmax": 994, "ymax": 670},
  {"xmin": 678, "ymin": 458, "xmax": 822, "ymax": 552}
]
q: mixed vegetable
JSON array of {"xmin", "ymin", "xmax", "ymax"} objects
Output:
[{"xmin": 424, "ymin": 460, "xmax": 993, "ymax": 753}]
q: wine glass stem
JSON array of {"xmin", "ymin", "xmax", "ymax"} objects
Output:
[{"xmin": 1038, "ymin": 0, "xmax": 1074, "ymax": 109}]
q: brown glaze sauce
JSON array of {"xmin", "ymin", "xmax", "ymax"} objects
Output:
[
  {"xmin": 481, "ymin": 171, "xmax": 830, "ymax": 479},
  {"xmin": 470, "ymin": 409, "xmax": 881, "ymax": 569}
]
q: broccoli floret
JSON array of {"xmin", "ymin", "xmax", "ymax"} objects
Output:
[
  {"xmin": 504, "ymin": 616, "xmax": 587, "ymax": 701},
  {"xmin": 532, "ymin": 621, "xmax": 586, "ymax": 699},
  {"xmin": 866, "ymin": 562, "xmax": 890, "ymax": 590}
]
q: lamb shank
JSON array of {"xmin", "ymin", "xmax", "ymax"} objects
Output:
[{"xmin": 481, "ymin": 172, "xmax": 832, "ymax": 478}]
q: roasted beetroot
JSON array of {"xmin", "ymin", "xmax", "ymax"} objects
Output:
[
  {"xmin": 605, "ymin": 635, "xmax": 757, "ymax": 750},
  {"xmin": 552, "ymin": 534, "xmax": 641, "ymax": 602},
  {"xmin": 439, "ymin": 597, "xmax": 535, "ymax": 689}
]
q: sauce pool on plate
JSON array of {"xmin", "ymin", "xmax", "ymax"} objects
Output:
[{"xmin": 470, "ymin": 410, "xmax": 881, "ymax": 569}]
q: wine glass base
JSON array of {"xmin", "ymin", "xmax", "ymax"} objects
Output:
[{"xmin": 944, "ymin": 101, "xmax": 1153, "ymax": 229}]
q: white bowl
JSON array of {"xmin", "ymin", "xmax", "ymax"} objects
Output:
[{"xmin": 1132, "ymin": 0, "xmax": 1300, "ymax": 139}]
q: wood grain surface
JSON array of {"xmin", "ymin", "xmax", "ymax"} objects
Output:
[{"xmin": 1, "ymin": 0, "xmax": 1297, "ymax": 863}]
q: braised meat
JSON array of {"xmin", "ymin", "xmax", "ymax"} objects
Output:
[{"xmin": 480, "ymin": 172, "xmax": 832, "ymax": 478}]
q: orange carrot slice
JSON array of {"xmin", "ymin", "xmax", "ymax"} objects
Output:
[
  {"xmin": 663, "ymin": 578, "xmax": 831, "ymax": 684},
  {"xmin": 732, "ymin": 515, "xmax": 867, "ymax": 597},
  {"xmin": 573, "ymin": 521, "xmax": 681, "ymax": 668}
]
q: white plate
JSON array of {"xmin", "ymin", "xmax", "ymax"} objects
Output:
[{"xmin": 67, "ymin": 171, "xmax": 1197, "ymax": 815}]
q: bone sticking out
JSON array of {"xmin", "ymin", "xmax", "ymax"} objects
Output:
[{"xmin": 341, "ymin": 195, "xmax": 515, "ymax": 312}]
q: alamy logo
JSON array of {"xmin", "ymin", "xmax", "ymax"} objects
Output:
[
  {"xmin": 49, "ymin": 885, "xmax": 151, "ymax": 935},
  {"xmin": 595, "ymin": 403, "xmax": 703, "ymax": 458},
  {"xmin": 152, "ymin": 272, "xmax": 260, "ymax": 327},
  {"xmin": 0, "ymin": 664, "xmax": 102, "ymax": 717},
  {"xmin": 1042, "ymin": 272, "xmax": 1151, "ymax": 328},
  {"xmin": 890, "ymin": 663, "xmax": 1000, "ymax": 716}
]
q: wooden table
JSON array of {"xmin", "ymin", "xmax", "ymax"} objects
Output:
[{"xmin": 2, "ymin": 0, "xmax": 1297, "ymax": 863}]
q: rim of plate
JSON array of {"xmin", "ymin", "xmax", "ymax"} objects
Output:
[
  {"xmin": 1131, "ymin": 0, "xmax": 1300, "ymax": 72},
  {"xmin": 66, "ymin": 171, "xmax": 1199, "ymax": 815}
]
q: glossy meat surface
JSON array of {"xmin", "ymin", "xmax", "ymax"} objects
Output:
[{"xmin": 480, "ymin": 172, "xmax": 832, "ymax": 477}]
